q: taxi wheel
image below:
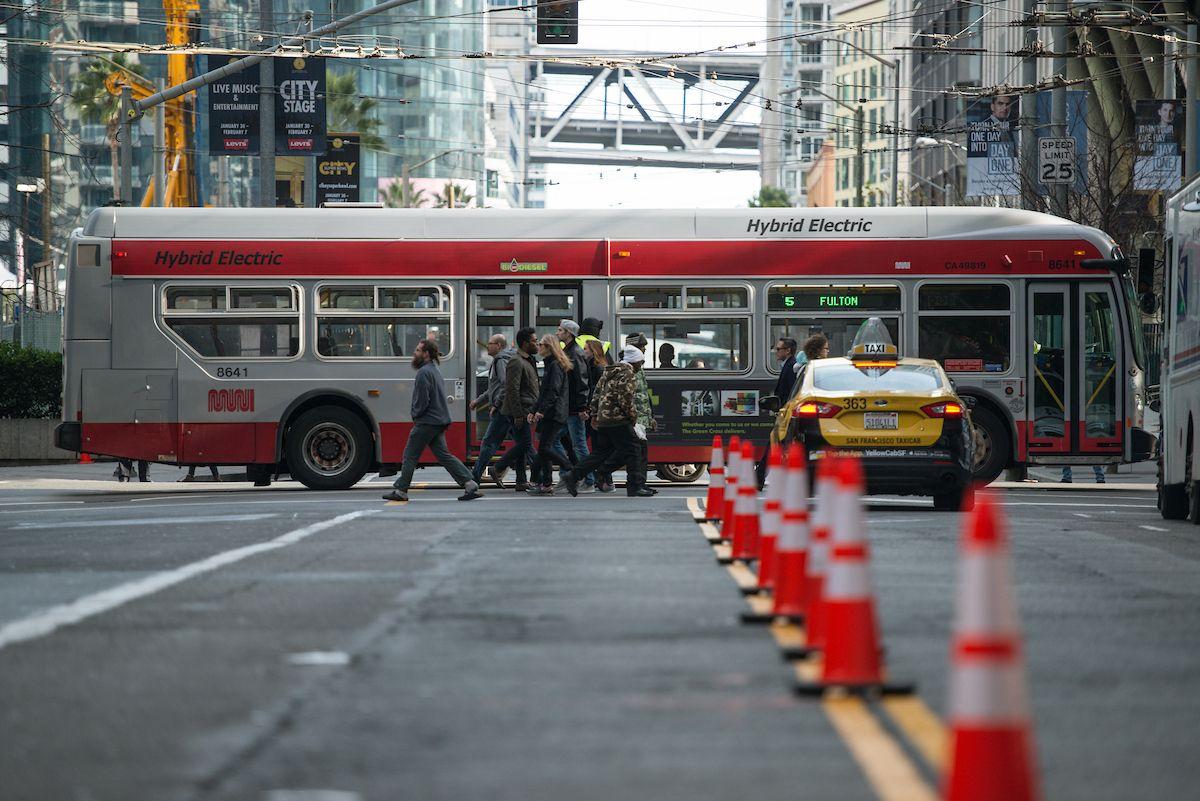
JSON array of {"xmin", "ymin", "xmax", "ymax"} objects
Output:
[{"xmin": 969, "ymin": 406, "xmax": 1009, "ymax": 486}]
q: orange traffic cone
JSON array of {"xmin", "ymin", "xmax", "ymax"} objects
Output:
[
  {"xmin": 78, "ymin": 452, "xmax": 93, "ymax": 464},
  {"xmin": 704, "ymin": 435, "xmax": 725, "ymax": 522},
  {"xmin": 755, "ymin": 443, "xmax": 784, "ymax": 591},
  {"xmin": 772, "ymin": 441, "xmax": 809, "ymax": 622},
  {"xmin": 720, "ymin": 435, "xmax": 742, "ymax": 542},
  {"xmin": 731, "ymin": 441, "xmax": 759, "ymax": 561},
  {"xmin": 796, "ymin": 455, "xmax": 836, "ymax": 656},
  {"xmin": 796, "ymin": 455, "xmax": 912, "ymax": 694},
  {"xmin": 944, "ymin": 491, "xmax": 1040, "ymax": 801}
]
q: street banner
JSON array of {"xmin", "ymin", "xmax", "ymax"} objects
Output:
[
  {"xmin": 316, "ymin": 134, "xmax": 360, "ymax": 205},
  {"xmin": 275, "ymin": 57, "xmax": 326, "ymax": 155},
  {"xmin": 1034, "ymin": 90, "xmax": 1088, "ymax": 194},
  {"xmin": 1134, "ymin": 99, "xmax": 1184, "ymax": 192},
  {"xmin": 965, "ymin": 94, "xmax": 1020, "ymax": 198},
  {"xmin": 206, "ymin": 55, "xmax": 260, "ymax": 155}
]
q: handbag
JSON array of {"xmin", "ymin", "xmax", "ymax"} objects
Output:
[{"xmin": 633, "ymin": 423, "xmax": 647, "ymax": 441}]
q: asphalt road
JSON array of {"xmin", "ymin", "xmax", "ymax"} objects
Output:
[{"xmin": 0, "ymin": 462, "xmax": 1197, "ymax": 801}]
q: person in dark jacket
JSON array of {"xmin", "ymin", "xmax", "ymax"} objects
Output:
[
  {"xmin": 557, "ymin": 319, "xmax": 594, "ymax": 492},
  {"xmin": 470, "ymin": 334, "xmax": 516, "ymax": 485},
  {"xmin": 528, "ymin": 333, "xmax": 575, "ymax": 495},
  {"xmin": 757, "ymin": 336, "xmax": 799, "ymax": 489},
  {"xmin": 491, "ymin": 327, "xmax": 539, "ymax": 490},
  {"xmin": 382, "ymin": 339, "xmax": 483, "ymax": 502}
]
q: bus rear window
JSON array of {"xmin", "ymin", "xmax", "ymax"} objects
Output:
[
  {"xmin": 813, "ymin": 362, "xmax": 944, "ymax": 392},
  {"xmin": 166, "ymin": 319, "xmax": 299, "ymax": 357}
]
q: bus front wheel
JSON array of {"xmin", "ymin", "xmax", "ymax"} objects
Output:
[{"xmin": 286, "ymin": 406, "xmax": 371, "ymax": 490}]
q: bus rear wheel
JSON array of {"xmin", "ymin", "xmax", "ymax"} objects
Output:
[
  {"xmin": 286, "ymin": 406, "xmax": 371, "ymax": 490},
  {"xmin": 969, "ymin": 406, "xmax": 1009, "ymax": 486},
  {"xmin": 655, "ymin": 463, "xmax": 707, "ymax": 483}
]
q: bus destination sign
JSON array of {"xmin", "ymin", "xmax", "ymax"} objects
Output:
[{"xmin": 767, "ymin": 286, "xmax": 902, "ymax": 312}]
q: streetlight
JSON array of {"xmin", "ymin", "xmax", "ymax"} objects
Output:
[
  {"xmin": 828, "ymin": 37, "xmax": 900, "ymax": 207},
  {"xmin": 783, "ymin": 84, "xmax": 864, "ymax": 207},
  {"xmin": 914, "ymin": 137, "xmax": 967, "ymax": 206}
]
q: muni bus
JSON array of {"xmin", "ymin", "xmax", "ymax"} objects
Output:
[{"xmin": 55, "ymin": 206, "xmax": 1154, "ymax": 490}]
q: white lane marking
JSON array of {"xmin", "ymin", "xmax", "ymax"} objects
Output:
[
  {"xmin": 1073, "ymin": 513, "xmax": 1092, "ymax": 518},
  {"xmin": 0, "ymin": 501, "xmax": 85, "ymax": 507},
  {"xmin": 1139, "ymin": 525, "xmax": 1170, "ymax": 532},
  {"xmin": 264, "ymin": 791, "xmax": 362, "ymax": 801},
  {"xmin": 288, "ymin": 651, "xmax": 351, "ymax": 667},
  {"xmin": 11, "ymin": 514, "xmax": 277, "ymax": 530},
  {"xmin": 1001, "ymin": 501, "xmax": 1157, "ymax": 509},
  {"xmin": 0, "ymin": 510, "xmax": 379, "ymax": 651}
]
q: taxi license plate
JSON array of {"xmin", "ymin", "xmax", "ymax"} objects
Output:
[{"xmin": 863, "ymin": 412, "xmax": 898, "ymax": 430}]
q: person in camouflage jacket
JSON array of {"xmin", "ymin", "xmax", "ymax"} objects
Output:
[
  {"xmin": 562, "ymin": 355, "xmax": 642, "ymax": 496},
  {"xmin": 627, "ymin": 351, "xmax": 655, "ymax": 495}
]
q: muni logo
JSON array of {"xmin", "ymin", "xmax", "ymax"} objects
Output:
[{"xmin": 208, "ymin": 388, "xmax": 255, "ymax": 413}]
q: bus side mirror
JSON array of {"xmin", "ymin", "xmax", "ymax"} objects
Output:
[{"xmin": 760, "ymin": 395, "xmax": 781, "ymax": 413}]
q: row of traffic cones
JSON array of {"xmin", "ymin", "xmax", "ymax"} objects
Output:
[{"xmin": 701, "ymin": 435, "xmax": 1039, "ymax": 801}]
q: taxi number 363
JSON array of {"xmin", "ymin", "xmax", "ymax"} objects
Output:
[
  {"xmin": 216, "ymin": 367, "xmax": 249, "ymax": 378},
  {"xmin": 845, "ymin": 398, "xmax": 868, "ymax": 410}
]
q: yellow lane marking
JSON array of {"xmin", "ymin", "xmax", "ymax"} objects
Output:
[
  {"xmin": 385, "ymin": 501, "xmax": 408, "ymax": 506},
  {"xmin": 770, "ymin": 621, "xmax": 807, "ymax": 650},
  {"xmin": 743, "ymin": 593, "xmax": 774, "ymax": 616},
  {"xmin": 713, "ymin": 543, "xmax": 733, "ymax": 562},
  {"xmin": 881, "ymin": 697, "xmax": 948, "ymax": 774},
  {"xmin": 823, "ymin": 697, "xmax": 940, "ymax": 801},
  {"xmin": 726, "ymin": 561, "xmax": 760, "ymax": 593},
  {"xmin": 793, "ymin": 656, "xmax": 822, "ymax": 684},
  {"xmin": 699, "ymin": 522, "xmax": 725, "ymax": 543},
  {"xmin": 687, "ymin": 496, "xmax": 707, "ymax": 521}
]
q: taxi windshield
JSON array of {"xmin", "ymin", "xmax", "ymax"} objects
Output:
[{"xmin": 812, "ymin": 362, "xmax": 944, "ymax": 392}]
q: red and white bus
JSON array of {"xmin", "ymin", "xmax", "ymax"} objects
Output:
[{"xmin": 55, "ymin": 206, "xmax": 1154, "ymax": 489}]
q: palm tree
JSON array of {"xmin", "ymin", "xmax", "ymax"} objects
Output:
[
  {"xmin": 326, "ymin": 71, "xmax": 384, "ymax": 152},
  {"xmin": 69, "ymin": 55, "xmax": 146, "ymax": 202},
  {"xmin": 434, "ymin": 182, "xmax": 474, "ymax": 208},
  {"xmin": 380, "ymin": 177, "xmax": 427, "ymax": 208}
]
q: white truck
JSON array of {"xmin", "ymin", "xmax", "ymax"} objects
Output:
[{"xmin": 1159, "ymin": 175, "xmax": 1200, "ymax": 520}]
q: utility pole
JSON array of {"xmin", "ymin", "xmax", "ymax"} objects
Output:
[
  {"xmin": 1187, "ymin": 24, "xmax": 1198, "ymax": 181},
  {"xmin": 259, "ymin": 0, "xmax": 276, "ymax": 207},
  {"xmin": 154, "ymin": 80, "xmax": 165, "ymax": 207},
  {"xmin": 303, "ymin": 10, "xmax": 317, "ymax": 208},
  {"xmin": 40, "ymin": 132, "xmax": 51, "ymax": 303},
  {"xmin": 1050, "ymin": 0, "xmax": 1068, "ymax": 215},
  {"xmin": 1019, "ymin": 0, "xmax": 1038, "ymax": 209},
  {"xmin": 119, "ymin": 85, "xmax": 134, "ymax": 205},
  {"xmin": 855, "ymin": 106, "xmax": 865, "ymax": 207}
]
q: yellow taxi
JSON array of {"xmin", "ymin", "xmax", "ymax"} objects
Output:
[{"xmin": 766, "ymin": 318, "xmax": 976, "ymax": 511}]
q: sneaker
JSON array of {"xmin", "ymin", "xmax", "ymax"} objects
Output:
[
  {"xmin": 458, "ymin": 489, "xmax": 484, "ymax": 501},
  {"xmin": 488, "ymin": 465, "xmax": 508, "ymax": 489},
  {"xmin": 575, "ymin": 483, "xmax": 595, "ymax": 494},
  {"xmin": 526, "ymin": 485, "xmax": 554, "ymax": 496},
  {"xmin": 597, "ymin": 482, "xmax": 616, "ymax": 494},
  {"xmin": 1060, "ymin": 477, "xmax": 1072, "ymax": 484},
  {"xmin": 552, "ymin": 479, "xmax": 571, "ymax": 495},
  {"xmin": 382, "ymin": 490, "xmax": 409, "ymax": 502},
  {"xmin": 627, "ymin": 488, "xmax": 655, "ymax": 497},
  {"xmin": 514, "ymin": 483, "xmax": 530, "ymax": 493},
  {"xmin": 1096, "ymin": 476, "xmax": 1106, "ymax": 484},
  {"xmin": 178, "ymin": 475, "xmax": 194, "ymax": 483}
]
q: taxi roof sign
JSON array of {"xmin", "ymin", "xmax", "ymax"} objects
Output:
[{"xmin": 848, "ymin": 317, "xmax": 899, "ymax": 360}]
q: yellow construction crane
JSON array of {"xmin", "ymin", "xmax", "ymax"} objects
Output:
[{"xmin": 104, "ymin": 0, "xmax": 201, "ymax": 207}]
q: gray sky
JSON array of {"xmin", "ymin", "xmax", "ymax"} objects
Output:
[{"xmin": 544, "ymin": 0, "xmax": 766, "ymax": 209}]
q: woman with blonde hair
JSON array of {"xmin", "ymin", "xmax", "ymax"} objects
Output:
[{"xmin": 527, "ymin": 334, "xmax": 574, "ymax": 495}]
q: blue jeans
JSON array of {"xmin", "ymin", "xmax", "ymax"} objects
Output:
[
  {"xmin": 495, "ymin": 418, "xmax": 536, "ymax": 485},
  {"xmin": 565, "ymin": 414, "xmax": 594, "ymax": 485},
  {"xmin": 1062, "ymin": 465, "xmax": 1105, "ymax": 482},
  {"xmin": 472, "ymin": 413, "xmax": 513, "ymax": 482}
]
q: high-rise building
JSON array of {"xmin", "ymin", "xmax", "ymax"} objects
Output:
[
  {"xmin": 760, "ymin": 0, "xmax": 834, "ymax": 206},
  {"xmin": 829, "ymin": 0, "xmax": 910, "ymax": 207},
  {"xmin": 483, "ymin": 0, "xmax": 536, "ymax": 208}
]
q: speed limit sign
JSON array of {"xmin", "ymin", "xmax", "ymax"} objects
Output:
[{"xmin": 1039, "ymin": 137, "xmax": 1076, "ymax": 185}]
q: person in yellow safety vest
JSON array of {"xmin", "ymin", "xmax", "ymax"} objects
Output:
[{"xmin": 577, "ymin": 317, "xmax": 613, "ymax": 365}]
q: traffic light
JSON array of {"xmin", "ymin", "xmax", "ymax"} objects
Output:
[{"xmin": 537, "ymin": 0, "xmax": 578, "ymax": 45}]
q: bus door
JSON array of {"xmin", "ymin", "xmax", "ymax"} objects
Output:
[
  {"xmin": 467, "ymin": 284, "xmax": 520, "ymax": 451},
  {"xmin": 1026, "ymin": 282, "xmax": 1126, "ymax": 459},
  {"xmin": 1027, "ymin": 284, "xmax": 1072, "ymax": 455},
  {"xmin": 1076, "ymin": 282, "xmax": 1125, "ymax": 457}
]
